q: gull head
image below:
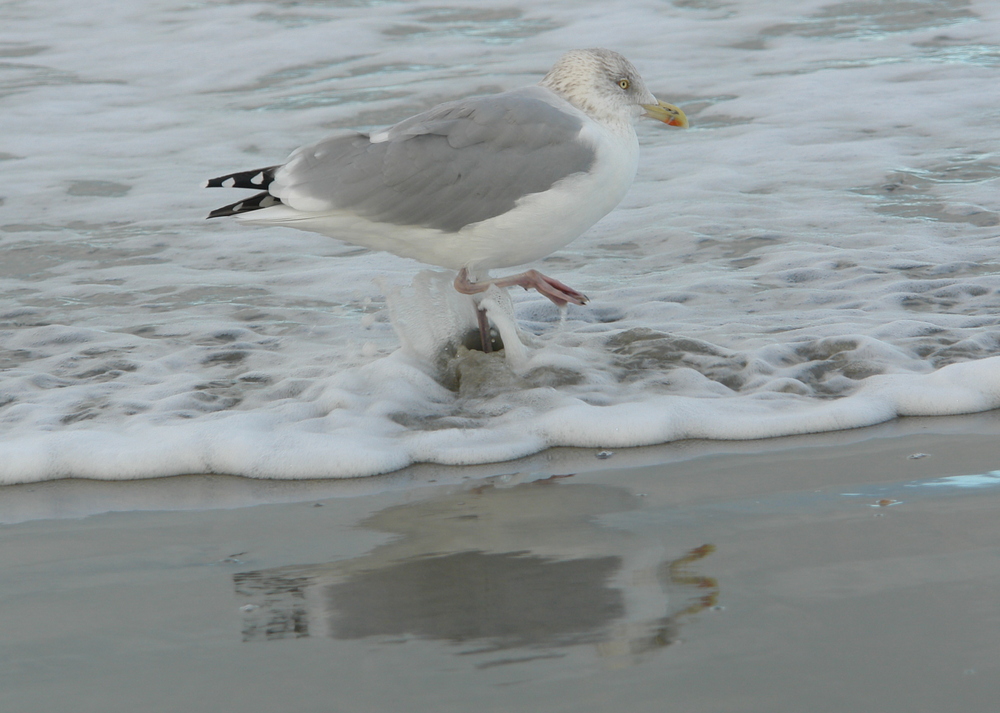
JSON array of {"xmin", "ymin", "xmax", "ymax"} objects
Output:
[{"xmin": 539, "ymin": 48, "xmax": 688, "ymax": 130}]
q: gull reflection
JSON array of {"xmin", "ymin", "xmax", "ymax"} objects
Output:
[{"xmin": 233, "ymin": 477, "xmax": 717, "ymax": 667}]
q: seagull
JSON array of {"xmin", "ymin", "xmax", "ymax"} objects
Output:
[{"xmin": 207, "ymin": 48, "xmax": 687, "ymax": 352}]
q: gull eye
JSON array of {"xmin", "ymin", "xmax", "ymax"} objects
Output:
[{"xmin": 618, "ymin": 78, "xmax": 630, "ymax": 90}]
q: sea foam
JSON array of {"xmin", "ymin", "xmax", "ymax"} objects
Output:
[{"xmin": 2, "ymin": 0, "xmax": 999, "ymax": 482}]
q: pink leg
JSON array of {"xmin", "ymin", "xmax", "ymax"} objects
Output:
[
  {"xmin": 454, "ymin": 267, "xmax": 588, "ymax": 307},
  {"xmin": 476, "ymin": 307, "xmax": 493, "ymax": 353}
]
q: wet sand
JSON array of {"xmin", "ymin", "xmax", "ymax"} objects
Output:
[{"xmin": 2, "ymin": 413, "xmax": 1000, "ymax": 712}]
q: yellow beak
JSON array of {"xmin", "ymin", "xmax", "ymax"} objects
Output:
[{"xmin": 641, "ymin": 100, "xmax": 689, "ymax": 128}]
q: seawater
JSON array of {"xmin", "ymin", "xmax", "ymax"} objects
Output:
[{"xmin": 2, "ymin": 0, "xmax": 999, "ymax": 482}]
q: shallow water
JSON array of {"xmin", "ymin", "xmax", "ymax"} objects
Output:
[{"xmin": 2, "ymin": 0, "xmax": 1000, "ymax": 481}]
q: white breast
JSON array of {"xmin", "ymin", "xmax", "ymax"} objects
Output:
[{"xmin": 445, "ymin": 119, "xmax": 641, "ymax": 274}]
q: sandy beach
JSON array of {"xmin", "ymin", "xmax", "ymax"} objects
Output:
[{"xmin": 2, "ymin": 413, "xmax": 1000, "ymax": 712}]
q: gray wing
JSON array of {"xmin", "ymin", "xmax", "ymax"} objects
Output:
[{"xmin": 271, "ymin": 87, "xmax": 597, "ymax": 233}]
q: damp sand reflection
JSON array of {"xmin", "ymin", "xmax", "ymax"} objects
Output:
[{"xmin": 233, "ymin": 479, "xmax": 717, "ymax": 669}]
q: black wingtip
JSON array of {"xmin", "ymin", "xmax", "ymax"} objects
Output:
[
  {"xmin": 205, "ymin": 166, "xmax": 280, "ymax": 191},
  {"xmin": 207, "ymin": 192, "xmax": 282, "ymax": 219}
]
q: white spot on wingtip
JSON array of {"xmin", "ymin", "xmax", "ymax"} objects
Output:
[
  {"xmin": 251, "ymin": 171, "xmax": 265, "ymax": 185},
  {"xmin": 369, "ymin": 131, "xmax": 389, "ymax": 144},
  {"xmin": 222, "ymin": 177, "xmax": 236, "ymax": 188}
]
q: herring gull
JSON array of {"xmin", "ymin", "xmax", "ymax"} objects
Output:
[{"xmin": 207, "ymin": 48, "xmax": 687, "ymax": 351}]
